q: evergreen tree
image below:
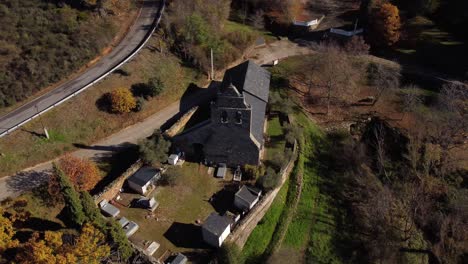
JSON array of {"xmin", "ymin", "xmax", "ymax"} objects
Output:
[
  {"xmin": 80, "ymin": 192, "xmax": 104, "ymax": 228},
  {"xmin": 106, "ymin": 220, "xmax": 133, "ymax": 261},
  {"xmin": 54, "ymin": 164, "xmax": 85, "ymax": 227}
]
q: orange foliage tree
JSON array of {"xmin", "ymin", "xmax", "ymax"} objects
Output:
[
  {"xmin": 15, "ymin": 224, "xmax": 110, "ymax": 264},
  {"xmin": 109, "ymin": 87, "xmax": 136, "ymax": 113},
  {"xmin": 371, "ymin": 2, "xmax": 401, "ymax": 46},
  {"xmin": 58, "ymin": 155, "xmax": 101, "ymax": 192}
]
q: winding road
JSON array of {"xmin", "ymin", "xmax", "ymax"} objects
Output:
[{"xmin": 0, "ymin": 0, "xmax": 164, "ymax": 137}]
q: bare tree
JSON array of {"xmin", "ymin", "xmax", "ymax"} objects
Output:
[
  {"xmin": 307, "ymin": 43, "xmax": 361, "ymax": 115},
  {"xmin": 367, "ymin": 62, "xmax": 401, "ymax": 106}
]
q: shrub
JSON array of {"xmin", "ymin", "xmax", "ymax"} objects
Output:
[
  {"xmin": 138, "ymin": 130, "xmax": 171, "ymax": 166},
  {"xmin": 134, "ymin": 96, "xmax": 145, "ymax": 112},
  {"xmin": 131, "ymin": 77, "xmax": 165, "ymax": 99},
  {"xmin": 243, "ymin": 164, "xmax": 266, "ymax": 180},
  {"xmin": 257, "ymin": 167, "xmax": 281, "ymax": 191},
  {"xmin": 160, "ymin": 169, "xmax": 178, "ymax": 186},
  {"xmin": 109, "ymin": 88, "xmax": 136, "ymax": 113},
  {"xmin": 270, "ymin": 153, "xmax": 287, "ymax": 171}
]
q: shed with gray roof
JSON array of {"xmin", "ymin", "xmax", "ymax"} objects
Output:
[
  {"xmin": 127, "ymin": 166, "xmax": 160, "ymax": 195},
  {"xmin": 202, "ymin": 212, "xmax": 232, "ymax": 248},
  {"xmin": 234, "ymin": 186, "xmax": 262, "ymax": 211}
]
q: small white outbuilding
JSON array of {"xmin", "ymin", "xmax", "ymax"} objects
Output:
[{"xmin": 167, "ymin": 154, "xmax": 179, "ymax": 165}]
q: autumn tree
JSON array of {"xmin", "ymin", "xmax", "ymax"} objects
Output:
[
  {"xmin": 69, "ymin": 224, "xmax": 111, "ymax": 264},
  {"xmin": 371, "ymin": 3, "xmax": 401, "ymax": 46},
  {"xmin": 16, "ymin": 224, "xmax": 110, "ymax": 264},
  {"xmin": 109, "ymin": 87, "xmax": 136, "ymax": 113},
  {"xmin": 0, "ymin": 208, "xmax": 19, "ymax": 254},
  {"xmin": 58, "ymin": 154, "xmax": 101, "ymax": 192}
]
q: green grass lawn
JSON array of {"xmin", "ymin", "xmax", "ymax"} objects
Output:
[
  {"xmin": 118, "ymin": 162, "xmax": 224, "ymax": 259},
  {"xmin": 282, "ymin": 113, "xmax": 323, "ymax": 249},
  {"xmin": 265, "ymin": 116, "xmax": 286, "ymax": 161},
  {"xmin": 225, "ymin": 21, "xmax": 277, "ymax": 43}
]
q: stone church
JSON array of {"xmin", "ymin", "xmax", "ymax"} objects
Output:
[{"xmin": 173, "ymin": 60, "xmax": 270, "ymax": 166}]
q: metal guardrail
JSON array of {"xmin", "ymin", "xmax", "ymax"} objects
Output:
[{"xmin": 0, "ymin": 0, "xmax": 166, "ymax": 138}]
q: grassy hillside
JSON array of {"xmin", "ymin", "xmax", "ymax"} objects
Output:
[{"xmin": 0, "ymin": 0, "xmax": 134, "ymax": 108}]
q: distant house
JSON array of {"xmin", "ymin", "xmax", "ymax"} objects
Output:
[
  {"xmin": 99, "ymin": 199, "xmax": 120, "ymax": 218},
  {"xmin": 173, "ymin": 61, "xmax": 271, "ymax": 167},
  {"xmin": 234, "ymin": 186, "xmax": 262, "ymax": 211},
  {"xmin": 202, "ymin": 212, "xmax": 232, "ymax": 247},
  {"xmin": 127, "ymin": 166, "xmax": 160, "ymax": 195},
  {"xmin": 170, "ymin": 253, "xmax": 188, "ymax": 264}
]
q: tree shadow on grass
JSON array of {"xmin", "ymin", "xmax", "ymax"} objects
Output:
[
  {"xmin": 163, "ymin": 222, "xmax": 209, "ymax": 249},
  {"xmin": 20, "ymin": 217, "xmax": 63, "ymax": 232},
  {"xmin": 209, "ymin": 184, "xmax": 238, "ymax": 214}
]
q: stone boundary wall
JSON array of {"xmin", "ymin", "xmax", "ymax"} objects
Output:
[
  {"xmin": 163, "ymin": 106, "xmax": 199, "ymax": 138},
  {"xmin": 93, "ymin": 159, "xmax": 143, "ymax": 204},
  {"xmin": 226, "ymin": 139, "xmax": 298, "ymax": 248}
]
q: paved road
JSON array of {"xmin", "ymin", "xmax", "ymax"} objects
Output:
[
  {"xmin": 0, "ymin": 0, "xmax": 162, "ymax": 136},
  {"xmin": 0, "ymin": 39, "xmax": 313, "ymax": 201}
]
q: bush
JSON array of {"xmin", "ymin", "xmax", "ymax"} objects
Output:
[
  {"xmin": 134, "ymin": 96, "xmax": 145, "ymax": 112},
  {"xmin": 138, "ymin": 130, "xmax": 171, "ymax": 166},
  {"xmin": 109, "ymin": 88, "xmax": 136, "ymax": 113},
  {"xmin": 131, "ymin": 77, "xmax": 165, "ymax": 99},
  {"xmin": 243, "ymin": 164, "xmax": 266, "ymax": 180},
  {"xmin": 270, "ymin": 153, "xmax": 287, "ymax": 171},
  {"xmin": 257, "ymin": 167, "xmax": 282, "ymax": 191}
]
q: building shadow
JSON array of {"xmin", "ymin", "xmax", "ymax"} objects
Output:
[
  {"xmin": 210, "ymin": 183, "xmax": 238, "ymax": 214},
  {"xmin": 160, "ymin": 82, "xmax": 218, "ymax": 132},
  {"xmin": 6, "ymin": 170, "xmax": 51, "ymax": 194},
  {"xmin": 91, "ymin": 144, "xmax": 140, "ymax": 195},
  {"xmin": 163, "ymin": 222, "xmax": 209, "ymax": 249}
]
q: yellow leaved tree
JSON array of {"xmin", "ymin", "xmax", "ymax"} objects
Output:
[{"xmin": 109, "ymin": 87, "xmax": 136, "ymax": 113}]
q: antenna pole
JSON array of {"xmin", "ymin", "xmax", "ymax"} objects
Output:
[{"xmin": 35, "ymin": 105, "xmax": 49, "ymax": 140}]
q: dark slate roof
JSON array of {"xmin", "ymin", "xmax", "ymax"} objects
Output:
[
  {"xmin": 221, "ymin": 61, "xmax": 270, "ymax": 144},
  {"xmin": 202, "ymin": 212, "xmax": 231, "ymax": 237},
  {"xmin": 221, "ymin": 60, "xmax": 270, "ymax": 103},
  {"xmin": 235, "ymin": 186, "xmax": 260, "ymax": 205},
  {"xmin": 127, "ymin": 166, "xmax": 159, "ymax": 187}
]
